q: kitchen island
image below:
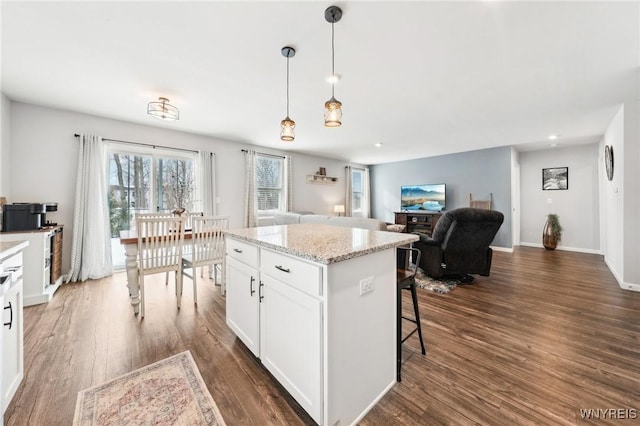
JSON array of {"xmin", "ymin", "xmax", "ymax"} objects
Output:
[{"xmin": 224, "ymin": 224, "xmax": 418, "ymax": 426}]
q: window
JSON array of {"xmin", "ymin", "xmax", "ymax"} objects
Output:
[
  {"xmin": 351, "ymin": 169, "xmax": 363, "ymax": 214},
  {"xmin": 256, "ymin": 155, "xmax": 284, "ymax": 215},
  {"xmin": 107, "ymin": 144, "xmax": 197, "ymax": 268},
  {"xmin": 349, "ymin": 167, "xmax": 370, "ymax": 218}
]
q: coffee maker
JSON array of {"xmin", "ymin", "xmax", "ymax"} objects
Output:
[{"xmin": 2, "ymin": 203, "xmax": 47, "ymax": 231}]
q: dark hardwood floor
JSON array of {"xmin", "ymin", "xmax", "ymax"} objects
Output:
[{"xmin": 4, "ymin": 247, "xmax": 640, "ymax": 425}]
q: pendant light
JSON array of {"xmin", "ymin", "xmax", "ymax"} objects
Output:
[
  {"xmin": 280, "ymin": 46, "xmax": 296, "ymax": 142},
  {"xmin": 147, "ymin": 97, "xmax": 180, "ymax": 121},
  {"xmin": 324, "ymin": 5, "xmax": 343, "ymax": 128}
]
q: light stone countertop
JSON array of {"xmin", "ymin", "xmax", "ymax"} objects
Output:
[
  {"xmin": 224, "ymin": 223, "xmax": 419, "ymax": 265},
  {"xmin": 0, "ymin": 240, "xmax": 29, "ymax": 262}
]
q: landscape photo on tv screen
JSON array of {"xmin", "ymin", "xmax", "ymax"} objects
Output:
[{"xmin": 401, "ymin": 184, "xmax": 445, "ymax": 211}]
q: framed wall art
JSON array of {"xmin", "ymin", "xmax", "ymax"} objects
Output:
[{"xmin": 542, "ymin": 167, "xmax": 568, "ymax": 190}]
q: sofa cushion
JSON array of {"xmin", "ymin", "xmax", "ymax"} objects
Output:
[
  {"xmin": 300, "ymin": 215, "xmax": 332, "ymax": 225},
  {"xmin": 274, "ymin": 212, "xmax": 304, "ymax": 225}
]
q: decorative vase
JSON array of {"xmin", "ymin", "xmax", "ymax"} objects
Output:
[{"xmin": 542, "ymin": 220, "xmax": 557, "ymax": 250}]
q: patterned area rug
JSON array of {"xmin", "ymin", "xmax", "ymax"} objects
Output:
[
  {"xmin": 73, "ymin": 351, "xmax": 226, "ymax": 426},
  {"xmin": 414, "ymin": 269, "xmax": 463, "ymax": 294}
]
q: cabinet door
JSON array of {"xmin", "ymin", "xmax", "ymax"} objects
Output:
[
  {"xmin": 2, "ymin": 279, "xmax": 23, "ymax": 411},
  {"xmin": 226, "ymin": 257, "xmax": 260, "ymax": 356},
  {"xmin": 260, "ymin": 274, "xmax": 322, "ymax": 424}
]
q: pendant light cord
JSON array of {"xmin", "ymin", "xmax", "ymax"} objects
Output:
[
  {"xmin": 286, "ymin": 55, "xmax": 290, "ymax": 117},
  {"xmin": 331, "ymin": 20, "xmax": 335, "ymax": 98}
]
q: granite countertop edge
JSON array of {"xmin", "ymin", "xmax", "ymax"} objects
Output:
[{"xmin": 224, "ymin": 227, "xmax": 419, "ymax": 265}]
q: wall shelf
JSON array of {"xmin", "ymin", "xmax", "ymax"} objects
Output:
[{"xmin": 307, "ymin": 175, "xmax": 338, "ymax": 184}]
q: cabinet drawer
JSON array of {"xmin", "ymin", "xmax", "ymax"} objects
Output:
[
  {"xmin": 226, "ymin": 238, "xmax": 259, "ymax": 268},
  {"xmin": 260, "ymin": 249, "xmax": 322, "ymax": 297}
]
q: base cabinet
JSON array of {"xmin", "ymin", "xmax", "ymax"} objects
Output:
[
  {"xmin": 226, "ymin": 240, "xmax": 323, "ymax": 424},
  {"xmin": 225, "ymin": 257, "xmax": 260, "ymax": 356},
  {"xmin": 225, "ymin": 235, "xmax": 398, "ymax": 426},
  {"xmin": 2, "ymin": 278, "xmax": 23, "ymax": 412},
  {"xmin": 260, "ymin": 274, "xmax": 322, "ymax": 422},
  {"xmin": 0, "ymin": 242, "xmax": 27, "ymax": 416}
]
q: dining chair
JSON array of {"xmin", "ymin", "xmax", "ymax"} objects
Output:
[
  {"xmin": 136, "ymin": 216, "xmax": 186, "ymax": 318},
  {"xmin": 396, "ymin": 246, "xmax": 426, "ymax": 382},
  {"xmin": 182, "ymin": 211, "xmax": 204, "ymax": 230},
  {"xmin": 182, "ymin": 216, "xmax": 229, "ymax": 305}
]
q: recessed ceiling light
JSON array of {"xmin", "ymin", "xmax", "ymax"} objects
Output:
[
  {"xmin": 550, "ymin": 143, "xmax": 559, "ymax": 148},
  {"xmin": 548, "ymin": 134, "xmax": 559, "ymax": 140},
  {"xmin": 374, "ymin": 142, "xmax": 383, "ymax": 147}
]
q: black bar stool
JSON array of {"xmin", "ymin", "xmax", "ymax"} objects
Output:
[{"xmin": 396, "ymin": 246, "xmax": 426, "ymax": 382}]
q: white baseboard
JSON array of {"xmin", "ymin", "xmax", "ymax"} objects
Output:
[
  {"xmin": 604, "ymin": 257, "xmax": 640, "ymax": 292},
  {"xmin": 491, "ymin": 245, "xmax": 514, "ymax": 253},
  {"xmin": 518, "ymin": 242, "xmax": 602, "ymax": 255}
]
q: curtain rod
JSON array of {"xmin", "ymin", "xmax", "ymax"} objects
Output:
[
  {"xmin": 74, "ymin": 134, "xmax": 198, "ymax": 154},
  {"xmin": 241, "ymin": 149, "xmax": 285, "ymax": 159}
]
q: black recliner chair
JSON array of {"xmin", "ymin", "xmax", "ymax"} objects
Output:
[{"xmin": 413, "ymin": 208, "xmax": 504, "ymax": 281}]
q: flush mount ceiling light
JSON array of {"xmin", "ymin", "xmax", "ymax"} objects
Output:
[
  {"xmin": 324, "ymin": 5, "xmax": 343, "ymax": 128},
  {"xmin": 147, "ymin": 97, "xmax": 179, "ymax": 121},
  {"xmin": 280, "ymin": 46, "xmax": 296, "ymax": 142}
]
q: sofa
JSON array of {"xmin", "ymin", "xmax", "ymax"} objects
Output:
[{"xmin": 273, "ymin": 212, "xmax": 388, "ymax": 231}]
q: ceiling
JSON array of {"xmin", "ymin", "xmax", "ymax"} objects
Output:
[{"xmin": 2, "ymin": 1, "xmax": 638, "ymax": 165}]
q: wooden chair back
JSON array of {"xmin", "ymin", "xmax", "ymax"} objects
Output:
[
  {"xmin": 136, "ymin": 216, "xmax": 185, "ymax": 275},
  {"xmin": 188, "ymin": 216, "xmax": 229, "ymax": 267}
]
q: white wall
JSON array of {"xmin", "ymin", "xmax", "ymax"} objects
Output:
[
  {"xmin": 0, "ymin": 94, "xmax": 10, "ymax": 199},
  {"xmin": 7, "ymin": 101, "xmax": 358, "ymax": 274},
  {"xmin": 601, "ymin": 107, "xmax": 624, "ymax": 279},
  {"xmin": 519, "ymin": 143, "xmax": 600, "ymax": 252}
]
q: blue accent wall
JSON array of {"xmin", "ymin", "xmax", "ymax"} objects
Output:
[{"xmin": 370, "ymin": 146, "xmax": 512, "ymax": 248}]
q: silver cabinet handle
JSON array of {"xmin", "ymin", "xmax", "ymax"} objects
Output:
[
  {"xmin": 259, "ymin": 281, "xmax": 264, "ymax": 302},
  {"xmin": 275, "ymin": 265, "xmax": 291, "ymax": 273},
  {"xmin": 250, "ymin": 276, "xmax": 255, "ymax": 296}
]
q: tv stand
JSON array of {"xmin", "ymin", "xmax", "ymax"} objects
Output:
[{"xmin": 394, "ymin": 211, "xmax": 442, "ymax": 236}]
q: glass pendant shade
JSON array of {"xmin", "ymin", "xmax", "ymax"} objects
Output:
[
  {"xmin": 147, "ymin": 97, "xmax": 179, "ymax": 120},
  {"xmin": 280, "ymin": 116, "xmax": 296, "ymax": 142},
  {"xmin": 324, "ymin": 96, "xmax": 342, "ymax": 127}
]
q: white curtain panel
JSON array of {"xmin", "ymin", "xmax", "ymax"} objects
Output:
[
  {"xmin": 345, "ymin": 166, "xmax": 353, "ymax": 216},
  {"xmin": 362, "ymin": 167, "xmax": 371, "ymax": 218},
  {"xmin": 284, "ymin": 155, "xmax": 292, "ymax": 212},
  {"xmin": 68, "ymin": 134, "xmax": 113, "ymax": 282},
  {"xmin": 199, "ymin": 151, "xmax": 216, "ymax": 216},
  {"xmin": 244, "ymin": 149, "xmax": 258, "ymax": 227}
]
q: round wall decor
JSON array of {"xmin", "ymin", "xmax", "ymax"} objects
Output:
[{"xmin": 605, "ymin": 145, "xmax": 614, "ymax": 181}]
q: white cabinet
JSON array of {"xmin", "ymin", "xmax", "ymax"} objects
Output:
[
  {"xmin": 2, "ymin": 274, "xmax": 23, "ymax": 411},
  {"xmin": 0, "ymin": 241, "xmax": 27, "ymax": 416},
  {"xmin": 0, "ymin": 227, "xmax": 63, "ymax": 306},
  {"xmin": 225, "ymin": 229, "xmax": 402, "ymax": 426},
  {"xmin": 226, "ymin": 238, "xmax": 323, "ymax": 424},
  {"xmin": 225, "ymin": 257, "xmax": 260, "ymax": 356},
  {"xmin": 259, "ymin": 273, "xmax": 322, "ymax": 422}
]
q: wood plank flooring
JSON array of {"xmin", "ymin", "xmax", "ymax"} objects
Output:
[{"xmin": 4, "ymin": 247, "xmax": 640, "ymax": 425}]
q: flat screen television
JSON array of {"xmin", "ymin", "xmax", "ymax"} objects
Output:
[{"xmin": 400, "ymin": 183, "xmax": 446, "ymax": 212}]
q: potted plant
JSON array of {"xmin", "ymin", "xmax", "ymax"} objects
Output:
[{"xmin": 543, "ymin": 213, "xmax": 563, "ymax": 250}]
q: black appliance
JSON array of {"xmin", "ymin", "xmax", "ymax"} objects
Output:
[{"xmin": 2, "ymin": 203, "xmax": 46, "ymax": 231}]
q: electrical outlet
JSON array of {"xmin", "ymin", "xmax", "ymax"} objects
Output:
[{"xmin": 360, "ymin": 277, "xmax": 374, "ymax": 295}]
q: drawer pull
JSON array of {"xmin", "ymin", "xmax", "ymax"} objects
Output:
[
  {"xmin": 250, "ymin": 276, "xmax": 255, "ymax": 296},
  {"xmin": 4, "ymin": 302, "xmax": 12, "ymax": 330},
  {"xmin": 275, "ymin": 265, "xmax": 291, "ymax": 273},
  {"xmin": 233, "ymin": 248, "xmax": 243, "ymax": 253}
]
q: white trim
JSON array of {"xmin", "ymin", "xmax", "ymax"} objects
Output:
[
  {"xmin": 604, "ymin": 257, "xmax": 640, "ymax": 292},
  {"xmin": 518, "ymin": 242, "xmax": 602, "ymax": 255},
  {"xmin": 491, "ymin": 245, "xmax": 514, "ymax": 253}
]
